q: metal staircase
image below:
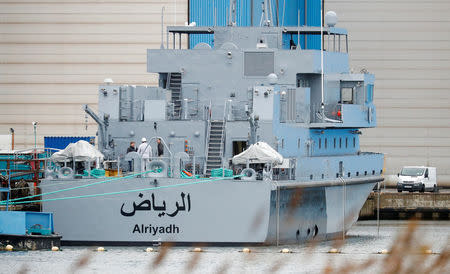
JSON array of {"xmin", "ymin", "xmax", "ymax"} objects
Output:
[
  {"xmin": 168, "ymin": 73, "xmax": 182, "ymax": 118},
  {"xmin": 206, "ymin": 120, "xmax": 225, "ymax": 174}
]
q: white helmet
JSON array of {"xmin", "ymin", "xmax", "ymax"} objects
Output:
[{"xmin": 141, "ymin": 137, "xmax": 147, "ymax": 142}]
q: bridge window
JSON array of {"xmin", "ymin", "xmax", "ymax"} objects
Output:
[
  {"xmin": 298, "ymin": 138, "xmax": 301, "ymax": 149},
  {"xmin": 340, "ymin": 87, "xmax": 354, "ymax": 104},
  {"xmin": 334, "ymin": 138, "xmax": 336, "ymax": 148},
  {"xmin": 325, "ymin": 138, "xmax": 327, "ymax": 149},
  {"xmin": 345, "ymin": 138, "xmax": 348, "ymax": 148},
  {"xmin": 319, "ymin": 138, "xmax": 322, "ymax": 149},
  {"xmin": 353, "ymin": 137, "xmax": 356, "ymax": 148},
  {"xmin": 339, "ymin": 138, "xmax": 342, "ymax": 148},
  {"xmin": 366, "ymin": 84, "xmax": 374, "ymax": 103}
]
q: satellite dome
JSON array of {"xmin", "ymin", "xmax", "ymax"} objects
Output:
[
  {"xmin": 325, "ymin": 11, "xmax": 338, "ymax": 27},
  {"xmin": 267, "ymin": 73, "xmax": 278, "ymax": 85}
]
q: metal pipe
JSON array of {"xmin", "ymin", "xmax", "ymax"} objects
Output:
[
  {"xmin": 9, "ymin": 128, "xmax": 14, "ymax": 150},
  {"xmin": 251, "ymin": 0, "xmax": 254, "ymax": 26},
  {"xmin": 160, "ymin": 7, "xmax": 165, "ymax": 49},
  {"xmin": 83, "ymin": 104, "xmax": 107, "ymax": 150},
  {"xmin": 304, "ymin": 0, "xmax": 307, "ymax": 48}
]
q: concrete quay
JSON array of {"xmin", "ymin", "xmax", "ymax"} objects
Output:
[{"xmin": 359, "ymin": 190, "xmax": 450, "ymax": 220}]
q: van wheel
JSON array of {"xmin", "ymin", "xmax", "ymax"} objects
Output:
[
  {"xmin": 419, "ymin": 186, "xmax": 425, "ymax": 193},
  {"xmin": 397, "ymin": 189, "xmax": 402, "ymax": 193},
  {"xmin": 432, "ymin": 185, "xmax": 438, "ymax": 193}
]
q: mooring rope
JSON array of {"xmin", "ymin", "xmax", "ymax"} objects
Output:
[
  {"xmin": 5, "ymin": 174, "xmax": 243, "ymax": 205},
  {"xmin": 2, "ymin": 170, "xmax": 157, "ymax": 204},
  {"xmin": 5, "ymin": 174, "xmax": 105, "ymax": 191}
]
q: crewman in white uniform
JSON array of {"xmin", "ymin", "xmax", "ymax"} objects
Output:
[{"xmin": 137, "ymin": 137, "xmax": 152, "ymax": 175}]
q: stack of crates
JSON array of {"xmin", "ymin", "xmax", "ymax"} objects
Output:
[{"xmin": 210, "ymin": 168, "xmax": 233, "ymax": 178}]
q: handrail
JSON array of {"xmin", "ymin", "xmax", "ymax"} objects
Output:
[
  {"xmin": 167, "ymin": 72, "xmax": 172, "ymax": 90},
  {"xmin": 219, "ymin": 101, "xmax": 228, "ymax": 170},
  {"xmin": 204, "ymin": 101, "xmax": 212, "ymax": 173}
]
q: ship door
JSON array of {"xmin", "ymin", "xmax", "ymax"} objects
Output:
[{"xmin": 232, "ymin": 141, "xmax": 247, "ymax": 156}]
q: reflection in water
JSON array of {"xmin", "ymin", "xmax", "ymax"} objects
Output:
[{"xmin": 1, "ymin": 221, "xmax": 448, "ymax": 273}]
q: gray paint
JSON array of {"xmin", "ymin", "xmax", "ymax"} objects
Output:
[{"xmin": 44, "ymin": 21, "xmax": 384, "ymax": 244}]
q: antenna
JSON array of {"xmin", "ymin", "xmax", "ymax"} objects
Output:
[
  {"xmin": 297, "ymin": 9, "xmax": 300, "ymax": 50},
  {"xmin": 160, "ymin": 6, "xmax": 165, "ymax": 49},
  {"xmin": 213, "ymin": 0, "xmax": 217, "ymax": 26},
  {"xmin": 267, "ymin": 0, "xmax": 274, "ymax": 26},
  {"xmin": 261, "ymin": 0, "xmax": 273, "ymax": 26},
  {"xmin": 228, "ymin": 0, "xmax": 237, "ymax": 26},
  {"xmin": 320, "ymin": 3, "xmax": 324, "ymax": 115}
]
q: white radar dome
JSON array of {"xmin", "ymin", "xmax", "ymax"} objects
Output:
[
  {"xmin": 325, "ymin": 11, "xmax": 338, "ymax": 27},
  {"xmin": 267, "ymin": 73, "xmax": 278, "ymax": 85}
]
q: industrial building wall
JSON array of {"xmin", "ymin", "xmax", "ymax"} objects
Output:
[
  {"xmin": 1, "ymin": 1, "xmax": 449, "ymax": 181},
  {"xmin": 0, "ymin": 0, "xmax": 187, "ymax": 148},
  {"xmin": 327, "ymin": 0, "xmax": 450, "ymax": 182}
]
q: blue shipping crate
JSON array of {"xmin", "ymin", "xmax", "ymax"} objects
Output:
[{"xmin": 44, "ymin": 136, "xmax": 95, "ymax": 151}]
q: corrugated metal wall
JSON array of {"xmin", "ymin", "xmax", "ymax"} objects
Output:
[
  {"xmin": 188, "ymin": 0, "xmax": 321, "ymax": 49},
  {"xmin": 326, "ymin": 0, "xmax": 450, "ymax": 182},
  {"xmin": 0, "ymin": 0, "xmax": 187, "ymax": 148},
  {"xmin": 1, "ymin": 1, "xmax": 449, "ymax": 181}
]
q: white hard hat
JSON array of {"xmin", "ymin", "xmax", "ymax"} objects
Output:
[{"xmin": 141, "ymin": 137, "xmax": 147, "ymax": 142}]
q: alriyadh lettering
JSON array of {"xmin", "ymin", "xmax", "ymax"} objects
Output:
[
  {"xmin": 120, "ymin": 192, "xmax": 191, "ymax": 217},
  {"xmin": 133, "ymin": 224, "xmax": 180, "ymax": 235}
]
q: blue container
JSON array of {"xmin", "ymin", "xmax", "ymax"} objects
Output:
[
  {"xmin": 44, "ymin": 136, "xmax": 95, "ymax": 151},
  {"xmin": 0, "ymin": 211, "xmax": 55, "ymax": 236},
  {"xmin": 189, "ymin": 0, "xmax": 321, "ymax": 49}
]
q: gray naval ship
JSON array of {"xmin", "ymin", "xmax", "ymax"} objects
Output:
[{"xmin": 41, "ymin": 2, "xmax": 383, "ymax": 245}]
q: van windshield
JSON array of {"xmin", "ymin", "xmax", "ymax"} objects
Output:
[{"xmin": 400, "ymin": 168, "xmax": 425, "ymax": 177}]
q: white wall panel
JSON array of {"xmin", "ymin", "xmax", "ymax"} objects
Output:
[
  {"xmin": 328, "ymin": 0, "xmax": 450, "ymax": 181},
  {"xmin": 0, "ymin": 0, "xmax": 187, "ymax": 148}
]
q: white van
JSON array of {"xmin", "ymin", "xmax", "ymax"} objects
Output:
[{"xmin": 397, "ymin": 166, "xmax": 438, "ymax": 193}]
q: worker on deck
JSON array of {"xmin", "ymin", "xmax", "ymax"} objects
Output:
[
  {"xmin": 126, "ymin": 141, "xmax": 137, "ymax": 171},
  {"xmin": 137, "ymin": 138, "xmax": 152, "ymax": 176},
  {"xmin": 156, "ymin": 138, "xmax": 164, "ymax": 157}
]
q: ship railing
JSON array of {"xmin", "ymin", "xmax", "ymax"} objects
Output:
[
  {"xmin": 272, "ymin": 158, "xmax": 296, "ymax": 181},
  {"xmin": 177, "ymin": 156, "xmax": 206, "ymax": 178},
  {"xmin": 310, "ymin": 103, "xmax": 343, "ymax": 123},
  {"xmin": 220, "ymin": 102, "xmax": 228, "ymax": 169},
  {"xmin": 204, "ymin": 101, "xmax": 212, "ymax": 173},
  {"xmin": 167, "ymin": 101, "xmax": 208, "ymax": 121},
  {"xmin": 282, "ymin": 28, "xmax": 348, "ymax": 53}
]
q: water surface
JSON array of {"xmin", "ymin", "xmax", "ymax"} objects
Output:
[{"xmin": 1, "ymin": 221, "xmax": 448, "ymax": 273}]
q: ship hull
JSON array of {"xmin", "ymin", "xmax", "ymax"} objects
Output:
[{"xmin": 41, "ymin": 176, "xmax": 382, "ymax": 245}]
